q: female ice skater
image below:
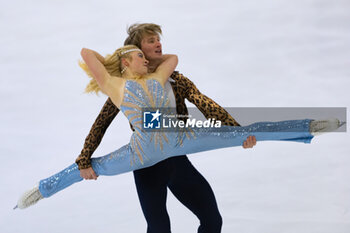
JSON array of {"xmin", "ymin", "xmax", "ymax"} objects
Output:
[{"xmin": 15, "ymin": 44, "xmax": 343, "ymax": 209}]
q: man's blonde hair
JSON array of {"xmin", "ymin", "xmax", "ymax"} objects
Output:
[
  {"xmin": 124, "ymin": 23, "xmax": 162, "ymax": 48},
  {"xmin": 80, "ymin": 45, "xmax": 139, "ymax": 94}
]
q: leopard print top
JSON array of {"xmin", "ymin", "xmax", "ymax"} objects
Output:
[{"xmin": 75, "ymin": 71, "xmax": 240, "ymax": 169}]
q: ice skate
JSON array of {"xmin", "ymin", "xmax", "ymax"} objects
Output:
[
  {"xmin": 309, "ymin": 118, "xmax": 345, "ymax": 136},
  {"xmin": 14, "ymin": 183, "xmax": 43, "ymax": 210}
]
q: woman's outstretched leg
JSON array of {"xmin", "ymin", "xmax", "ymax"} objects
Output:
[
  {"xmin": 174, "ymin": 119, "xmax": 314, "ymax": 156},
  {"xmin": 16, "ymin": 144, "xmax": 145, "ymax": 208},
  {"xmin": 175, "ymin": 118, "xmax": 343, "ymax": 157},
  {"xmin": 39, "ymin": 144, "xmax": 138, "ymax": 198}
]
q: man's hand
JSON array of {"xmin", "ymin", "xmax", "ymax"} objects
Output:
[
  {"xmin": 242, "ymin": 135, "xmax": 257, "ymax": 149},
  {"xmin": 80, "ymin": 167, "xmax": 98, "ymax": 180}
]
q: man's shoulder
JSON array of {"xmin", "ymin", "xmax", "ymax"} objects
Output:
[{"xmin": 171, "ymin": 71, "xmax": 192, "ymax": 83}]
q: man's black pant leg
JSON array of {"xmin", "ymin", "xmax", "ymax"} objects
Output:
[
  {"xmin": 133, "ymin": 155, "xmax": 222, "ymax": 233},
  {"xmin": 168, "ymin": 156, "xmax": 222, "ymax": 233},
  {"xmin": 133, "ymin": 160, "xmax": 171, "ymax": 233}
]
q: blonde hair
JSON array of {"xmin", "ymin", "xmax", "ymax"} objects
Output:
[
  {"xmin": 124, "ymin": 23, "xmax": 162, "ymax": 47},
  {"xmin": 80, "ymin": 45, "xmax": 139, "ymax": 94}
]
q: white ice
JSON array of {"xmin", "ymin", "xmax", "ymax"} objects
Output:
[{"xmin": 0, "ymin": 0, "xmax": 349, "ymax": 232}]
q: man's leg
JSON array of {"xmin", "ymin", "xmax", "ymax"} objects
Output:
[
  {"xmin": 168, "ymin": 156, "xmax": 222, "ymax": 233},
  {"xmin": 133, "ymin": 160, "xmax": 172, "ymax": 233}
]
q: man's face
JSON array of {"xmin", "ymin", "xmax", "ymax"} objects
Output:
[{"xmin": 140, "ymin": 34, "xmax": 162, "ymax": 62}]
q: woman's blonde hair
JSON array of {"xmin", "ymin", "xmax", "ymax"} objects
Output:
[{"xmin": 79, "ymin": 44, "xmax": 140, "ymax": 94}]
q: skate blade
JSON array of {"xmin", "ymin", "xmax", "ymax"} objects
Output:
[{"xmin": 339, "ymin": 121, "xmax": 346, "ymax": 128}]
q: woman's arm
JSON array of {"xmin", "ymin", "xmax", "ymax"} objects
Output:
[
  {"xmin": 153, "ymin": 54, "xmax": 178, "ymax": 85},
  {"xmin": 80, "ymin": 48, "xmax": 110, "ymax": 93}
]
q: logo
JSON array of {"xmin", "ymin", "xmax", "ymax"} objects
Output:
[
  {"xmin": 143, "ymin": 109, "xmax": 162, "ymax": 129},
  {"xmin": 142, "ymin": 108, "xmax": 222, "ymax": 131}
]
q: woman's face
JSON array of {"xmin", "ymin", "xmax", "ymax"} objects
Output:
[{"xmin": 127, "ymin": 51, "xmax": 149, "ymax": 75}]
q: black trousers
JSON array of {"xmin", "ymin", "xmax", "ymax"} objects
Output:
[{"xmin": 133, "ymin": 155, "xmax": 222, "ymax": 233}]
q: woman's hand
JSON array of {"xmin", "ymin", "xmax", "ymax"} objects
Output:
[
  {"xmin": 242, "ymin": 135, "xmax": 257, "ymax": 149},
  {"xmin": 80, "ymin": 167, "xmax": 98, "ymax": 180}
]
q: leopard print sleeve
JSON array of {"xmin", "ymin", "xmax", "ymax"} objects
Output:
[
  {"xmin": 75, "ymin": 97, "xmax": 120, "ymax": 169},
  {"xmin": 178, "ymin": 73, "xmax": 241, "ymax": 126}
]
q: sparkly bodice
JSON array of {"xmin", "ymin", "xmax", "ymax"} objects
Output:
[
  {"xmin": 120, "ymin": 79, "xmax": 171, "ymax": 130},
  {"xmin": 119, "ymin": 79, "xmax": 179, "ymax": 165}
]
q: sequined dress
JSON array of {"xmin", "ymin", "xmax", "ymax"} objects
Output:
[{"xmin": 39, "ymin": 79, "xmax": 313, "ymax": 198}]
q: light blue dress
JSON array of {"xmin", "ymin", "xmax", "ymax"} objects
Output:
[{"xmin": 39, "ymin": 79, "xmax": 313, "ymax": 198}]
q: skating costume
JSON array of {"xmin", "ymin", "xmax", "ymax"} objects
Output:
[{"xmin": 39, "ymin": 79, "xmax": 313, "ymax": 198}]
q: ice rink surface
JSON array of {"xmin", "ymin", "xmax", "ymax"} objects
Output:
[{"xmin": 1, "ymin": 0, "xmax": 349, "ymax": 232}]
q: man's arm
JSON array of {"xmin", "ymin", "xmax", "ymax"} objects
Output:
[
  {"xmin": 175, "ymin": 72, "xmax": 257, "ymax": 148},
  {"xmin": 173, "ymin": 72, "xmax": 241, "ymax": 126},
  {"xmin": 75, "ymin": 97, "xmax": 119, "ymax": 169}
]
